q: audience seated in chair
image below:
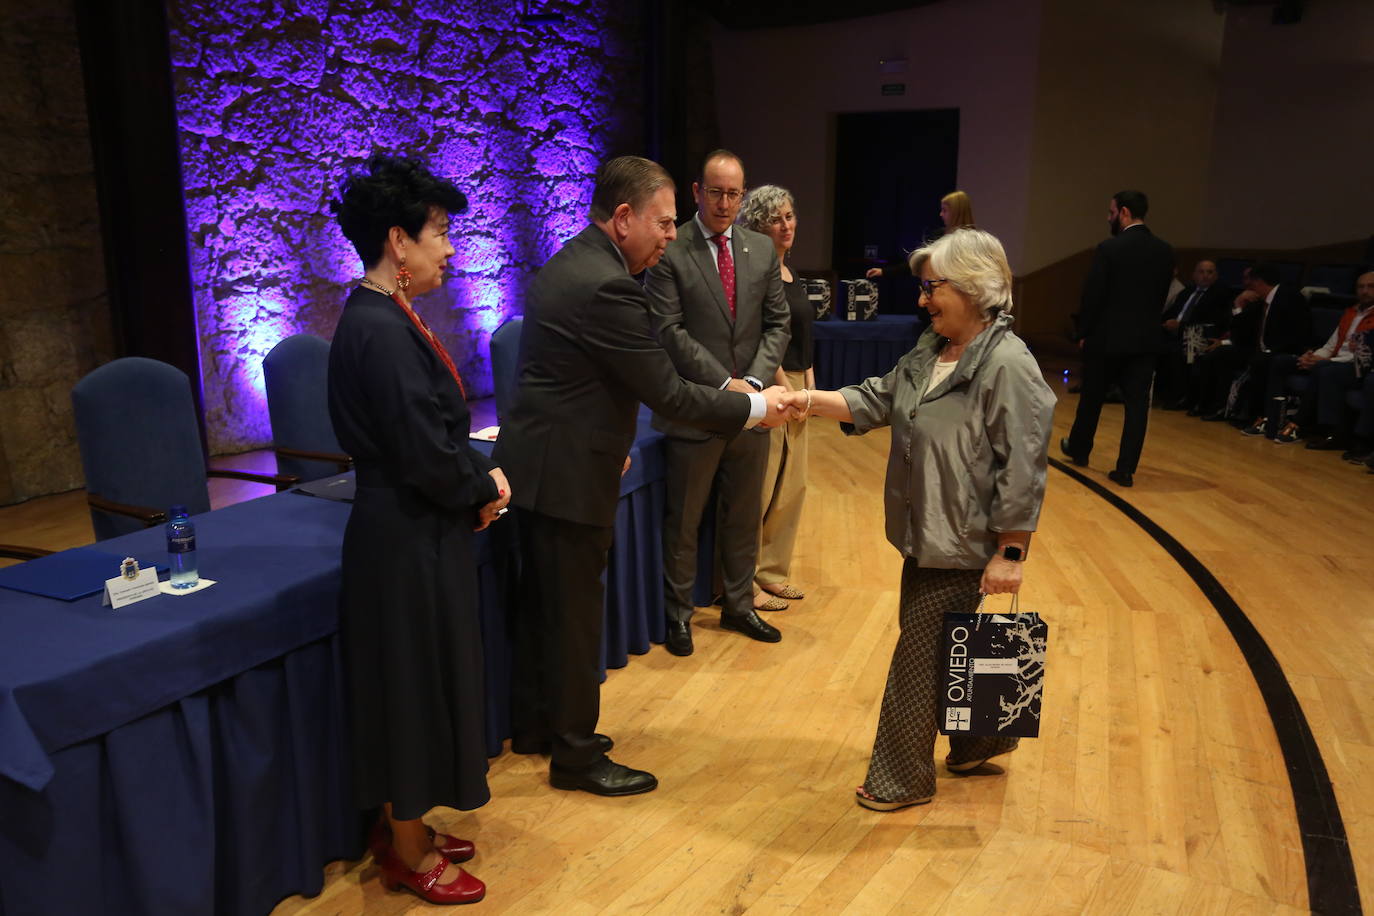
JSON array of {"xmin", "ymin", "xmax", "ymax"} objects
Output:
[
  {"xmin": 1244, "ymin": 270, "xmax": 1374, "ymax": 445},
  {"xmin": 1159, "ymin": 259, "xmax": 1230, "ymax": 410},
  {"xmin": 1192, "ymin": 262, "xmax": 1309, "ymax": 423}
]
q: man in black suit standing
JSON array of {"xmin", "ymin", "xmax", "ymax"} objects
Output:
[
  {"xmin": 1061, "ymin": 190, "xmax": 1175, "ymax": 487},
  {"xmin": 645, "ymin": 150, "xmax": 792, "ymax": 656},
  {"xmin": 1159, "ymin": 258, "xmax": 1230, "ymax": 410},
  {"xmin": 494, "ymin": 156, "xmax": 788, "ymax": 797}
]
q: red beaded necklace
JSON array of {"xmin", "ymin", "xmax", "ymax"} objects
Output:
[{"xmin": 360, "ymin": 278, "xmax": 467, "ymax": 399}]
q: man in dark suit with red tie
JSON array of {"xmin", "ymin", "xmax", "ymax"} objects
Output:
[
  {"xmin": 645, "ymin": 150, "xmax": 792, "ymax": 656},
  {"xmin": 495, "ymin": 156, "xmax": 786, "ymax": 797},
  {"xmin": 1061, "ymin": 190, "xmax": 1175, "ymax": 487}
]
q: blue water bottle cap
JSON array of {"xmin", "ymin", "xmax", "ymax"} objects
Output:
[{"xmin": 169, "ymin": 505, "xmax": 189, "ymax": 519}]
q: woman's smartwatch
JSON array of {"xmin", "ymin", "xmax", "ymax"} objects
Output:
[{"xmin": 1000, "ymin": 544, "xmax": 1025, "ymax": 562}]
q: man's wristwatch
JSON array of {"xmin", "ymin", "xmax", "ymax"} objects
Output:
[
  {"xmin": 744, "ymin": 376, "xmax": 764, "ymax": 392},
  {"xmin": 1000, "ymin": 545, "xmax": 1025, "ymax": 562}
]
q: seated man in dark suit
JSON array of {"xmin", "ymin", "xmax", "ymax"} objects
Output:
[
  {"xmin": 1251, "ymin": 269, "xmax": 1374, "ymax": 445},
  {"xmin": 1159, "ymin": 259, "xmax": 1230, "ymax": 409},
  {"xmin": 1194, "ymin": 262, "xmax": 1310, "ymax": 422}
]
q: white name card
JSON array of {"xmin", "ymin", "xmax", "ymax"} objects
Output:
[{"xmin": 102, "ymin": 567, "xmax": 162, "ymax": 609}]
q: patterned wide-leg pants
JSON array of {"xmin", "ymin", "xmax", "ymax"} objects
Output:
[{"xmin": 863, "ymin": 559, "xmax": 1020, "ymax": 802}]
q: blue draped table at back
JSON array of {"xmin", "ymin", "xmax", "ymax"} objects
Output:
[
  {"xmin": 0, "ymin": 420, "xmax": 670, "ymax": 916},
  {"xmin": 811, "ymin": 314, "xmax": 924, "ymax": 390}
]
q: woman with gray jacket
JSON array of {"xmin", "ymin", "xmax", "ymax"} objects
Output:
[{"xmin": 778, "ymin": 228, "xmax": 1055, "ymax": 810}]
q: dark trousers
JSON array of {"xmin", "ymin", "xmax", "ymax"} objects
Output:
[
  {"xmin": 1193, "ymin": 344, "xmax": 1248, "ymax": 415},
  {"xmin": 1357, "ymin": 373, "xmax": 1374, "ymax": 441},
  {"xmin": 1067, "ymin": 350, "xmax": 1156, "ymax": 475},
  {"xmin": 1234, "ymin": 351, "xmax": 1286, "ymax": 421},
  {"xmin": 663, "ymin": 430, "xmax": 769, "ymax": 623},
  {"xmin": 510, "ymin": 508, "xmax": 615, "ymax": 769}
]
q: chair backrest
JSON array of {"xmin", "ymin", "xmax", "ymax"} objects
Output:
[
  {"xmin": 71, "ymin": 357, "xmax": 210, "ymax": 540},
  {"xmin": 1310, "ymin": 306, "xmax": 1345, "ymax": 349},
  {"xmin": 263, "ymin": 334, "xmax": 344, "ymax": 481},
  {"xmin": 1309, "ymin": 263, "xmax": 1361, "ymax": 296},
  {"xmin": 489, "ymin": 317, "xmax": 524, "ymax": 423}
]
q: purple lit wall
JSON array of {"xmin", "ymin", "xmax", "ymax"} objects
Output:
[{"xmin": 166, "ymin": 1, "xmax": 644, "ymax": 453}]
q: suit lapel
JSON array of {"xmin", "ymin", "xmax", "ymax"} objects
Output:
[
  {"xmin": 732, "ymin": 229, "xmax": 753, "ymax": 322},
  {"xmin": 684, "ymin": 220, "xmax": 734, "ymax": 323}
]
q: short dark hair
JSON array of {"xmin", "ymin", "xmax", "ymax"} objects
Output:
[
  {"xmin": 699, "ymin": 148, "xmax": 744, "ymax": 182},
  {"xmin": 1248, "ymin": 261, "xmax": 1282, "ymax": 286},
  {"xmin": 333, "ymin": 155, "xmax": 467, "ymax": 267},
  {"xmin": 1112, "ymin": 189, "xmax": 1149, "ymax": 220},
  {"xmin": 590, "ymin": 156, "xmax": 674, "ymax": 222}
]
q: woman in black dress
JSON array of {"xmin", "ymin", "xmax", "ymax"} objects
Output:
[{"xmin": 328, "ymin": 155, "xmax": 509, "ymax": 905}]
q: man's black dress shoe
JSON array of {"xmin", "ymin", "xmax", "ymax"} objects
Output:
[
  {"xmin": 665, "ymin": 620, "xmax": 694, "ymax": 656},
  {"xmin": 512, "ymin": 733, "xmax": 613, "ymax": 755},
  {"xmin": 1199, "ymin": 411, "xmax": 1227, "ymax": 422},
  {"xmin": 1305, "ymin": 435, "xmax": 1345, "ymax": 451},
  {"xmin": 1186, "ymin": 406, "xmax": 1203, "ymax": 417},
  {"xmin": 720, "ymin": 609, "xmax": 781, "ymax": 643},
  {"xmin": 1107, "ymin": 469, "xmax": 1134, "ymax": 487},
  {"xmin": 1058, "ymin": 437, "xmax": 1087, "ymax": 467},
  {"xmin": 550, "ymin": 756, "xmax": 658, "ymax": 796}
]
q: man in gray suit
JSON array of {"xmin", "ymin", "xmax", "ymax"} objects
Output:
[{"xmin": 646, "ymin": 149, "xmax": 792, "ymax": 656}]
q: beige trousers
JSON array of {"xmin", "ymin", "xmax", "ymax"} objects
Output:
[{"xmin": 755, "ymin": 369, "xmax": 809, "ymax": 589}]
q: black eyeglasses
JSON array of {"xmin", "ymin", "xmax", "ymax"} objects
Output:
[{"xmin": 917, "ymin": 278, "xmax": 951, "ymax": 297}]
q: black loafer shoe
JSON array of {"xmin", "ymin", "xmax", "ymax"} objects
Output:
[
  {"xmin": 720, "ymin": 609, "xmax": 781, "ymax": 643},
  {"xmin": 1186, "ymin": 406, "xmax": 1203, "ymax": 417},
  {"xmin": 1341, "ymin": 447, "xmax": 1374, "ymax": 464},
  {"xmin": 1058, "ymin": 437, "xmax": 1087, "ymax": 467},
  {"xmin": 665, "ymin": 620, "xmax": 694, "ymax": 656},
  {"xmin": 1305, "ymin": 435, "xmax": 1344, "ymax": 451},
  {"xmin": 550, "ymin": 757, "xmax": 658, "ymax": 796},
  {"xmin": 1199, "ymin": 411, "xmax": 1227, "ymax": 422},
  {"xmin": 512, "ymin": 733, "xmax": 614, "ymax": 755},
  {"xmin": 1107, "ymin": 469, "xmax": 1134, "ymax": 487}
]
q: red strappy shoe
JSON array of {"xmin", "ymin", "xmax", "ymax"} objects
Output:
[
  {"xmin": 369, "ymin": 820, "xmax": 476, "ymax": 863},
  {"xmin": 377, "ymin": 847, "xmax": 486, "ymax": 905}
]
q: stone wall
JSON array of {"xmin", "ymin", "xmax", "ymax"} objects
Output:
[
  {"xmin": 168, "ymin": 0, "xmax": 645, "ymax": 453},
  {"xmin": 0, "ymin": 0, "xmax": 114, "ymax": 505}
]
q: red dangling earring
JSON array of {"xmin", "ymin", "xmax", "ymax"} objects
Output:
[{"xmin": 395, "ymin": 256, "xmax": 412, "ymax": 291}]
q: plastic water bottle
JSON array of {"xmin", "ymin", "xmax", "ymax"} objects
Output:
[{"xmin": 166, "ymin": 505, "xmax": 199, "ymax": 589}]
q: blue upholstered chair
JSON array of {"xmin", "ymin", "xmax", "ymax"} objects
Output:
[
  {"xmin": 263, "ymin": 334, "xmax": 351, "ymax": 482},
  {"xmin": 71, "ymin": 357, "xmax": 297, "ymax": 540},
  {"xmin": 489, "ymin": 317, "xmax": 524, "ymax": 423},
  {"xmin": 0, "ymin": 545, "xmax": 52, "ymax": 562}
]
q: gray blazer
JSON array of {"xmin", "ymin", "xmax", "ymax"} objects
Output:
[
  {"xmin": 645, "ymin": 217, "xmax": 791, "ymax": 440},
  {"xmin": 840, "ymin": 313, "xmax": 1056, "ymax": 569}
]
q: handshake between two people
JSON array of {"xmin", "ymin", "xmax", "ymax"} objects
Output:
[{"xmin": 757, "ymin": 386, "xmax": 819, "ymax": 429}]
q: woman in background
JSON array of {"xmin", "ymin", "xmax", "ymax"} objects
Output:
[
  {"xmin": 329, "ymin": 155, "xmax": 508, "ymax": 905},
  {"xmin": 738, "ymin": 185, "xmax": 813, "ymax": 611},
  {"xmin": 866, "ymin": 190, "xmax": 975, "ymax": 279}
]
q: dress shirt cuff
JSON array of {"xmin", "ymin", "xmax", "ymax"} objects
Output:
[
  {"xmin": 719, "ymin": 377, "xmax": 732, "ymax": 390},
  {"xmin": 743, "ymin": 375, "xmax": 764, "ymax": 391},
  {"xmin": 743, "ymin": 392, "xmax": 765, "ymax": 428}
]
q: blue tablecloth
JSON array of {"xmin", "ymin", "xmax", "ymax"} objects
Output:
[
  {"xmin": 812, "ymin": 314, "xmax": 924, "ymax": 390},
  {"xmin": 0, "ymin": 428, "xmax": 670, "ymax": 916}
]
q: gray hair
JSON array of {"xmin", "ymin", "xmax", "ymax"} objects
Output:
[
  {"xmin": 736, "ymin": 184, "xmax": 795, "ymax": 232},
  {"xmin": 908, "ymin": 227, "xmax": 1014, "ymax": 317}
]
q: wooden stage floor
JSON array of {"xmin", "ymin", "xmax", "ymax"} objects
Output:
[{"xmin": 3, "ymin": 373, "xmax": 1370, "ymax": 914}]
